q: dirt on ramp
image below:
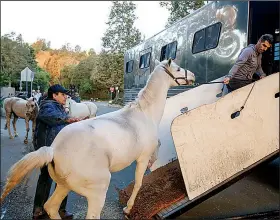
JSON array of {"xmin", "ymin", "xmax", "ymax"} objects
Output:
[{"xmin": 118, "ymin": 160, "xmax": 187, "ymax": 219}]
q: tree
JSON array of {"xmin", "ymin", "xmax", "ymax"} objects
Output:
[
  {"xmin": 159, "ymin": 1, "xmax": 205, "ymax": 27},
  {"xmin": 47, "ymin": 41, "xmax": 51, "ymax": 49},
  {"xmin": 32, "ymin": 67, "xmax": 51, "ymax": 92},
  {"xmin": 74, "ymin": 45, "xmax": 81, "ymax": 53},
  {"xmin": 31, "ymin": 38, "xmax": 49, "ymax": 53},
  {"xmin": 101, "ymin": 1, "xmax": 142, "ymax": 54},
  {"xmin": 88, "ymin": 48, "xmax": 96, "ymax": 56},
  {"xmin": 60, "ymin": 65, "xmax": 76, "ymax": 88},
  {"xmin": 1, "ymin": 33, "xmax": 38, "ymax": 87},
  {"xmin": 91, "ymin": 52, "xmax": 124, "ymax": 91},
  {"xmin": 16, "ymin": 34, "xmax": 23, "ymax": 45}
]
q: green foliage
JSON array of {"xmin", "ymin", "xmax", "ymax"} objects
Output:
[
  {"xmin": 101, "ymin": 1, "xmax": 142, "ymax": 54},
  {"xmin": 0, "ymin": 32, "xmax": 50, "ymax": 91},
  {"xmin": 32, "ymin": 67, "xmax": 51, "ymax": 92},
  {"xmin": 60, "ymin": 54, "xmax": 97, "ymax": 95},
  {"xmin": 1, "ymin": 34, "xmax": 37, "ymax": 86},
  {"xmin": 91, "ymin": 52, "xmax": 124, "ymax": 91},
  {"xmin": 160, "ymin": 0, "xmax": 205, "ymax": 27},
  {"xmin": 60, "ymin": 65, "xmax": 76, "ymax": 88}
]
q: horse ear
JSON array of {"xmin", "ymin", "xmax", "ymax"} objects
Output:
[
  {"xmin": 33, "ymin": 97, "xmax": 35, "ymax": 101},
  {"xmin": 168, "ymin": 58, "xmax": 172, "ymax": 66},
  {"xmin": 155, "ymin": 59, "xmax": 160, "ymax": 66}
]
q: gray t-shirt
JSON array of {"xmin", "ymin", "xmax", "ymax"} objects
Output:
[{"xmin": 228, "ymin": 44, "xmax": 265, "ymax": 80}]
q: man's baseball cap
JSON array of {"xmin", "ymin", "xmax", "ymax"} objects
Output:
[{"xmin": 48, "ymin": 84, "xmax": 69, "ymax": 94}]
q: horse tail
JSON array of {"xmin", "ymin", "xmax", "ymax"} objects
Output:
[{"xmin": 0, "ymin": 146, "xmax": 54, "ymax": 203}]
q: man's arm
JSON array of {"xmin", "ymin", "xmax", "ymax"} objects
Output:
[{"xmin": 37, "ymin": 104, "xmax": 70, "ymax": 126}]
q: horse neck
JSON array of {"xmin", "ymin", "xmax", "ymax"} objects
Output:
[{"xmin": 136, "ymin": 68, "xmax": 170, "ymax": 125}]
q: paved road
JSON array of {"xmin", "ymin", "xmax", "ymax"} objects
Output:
[{"xmin": 1, "ymin": 101, "xmax": 136, "ymax": 219}]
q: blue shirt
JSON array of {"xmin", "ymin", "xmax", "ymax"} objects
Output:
[{"xmin": 34, "ymin": 99, "xmax": 70, "ymax": 148}]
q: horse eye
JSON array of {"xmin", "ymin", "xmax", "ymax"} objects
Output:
[{"xmin": 177, "ymin": 67, "xmax": 180, "ymax": 71}]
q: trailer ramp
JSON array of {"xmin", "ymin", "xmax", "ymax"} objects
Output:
[{"xmin": 159, "ymin": 73, "xmax": 279, "ymax": 218}]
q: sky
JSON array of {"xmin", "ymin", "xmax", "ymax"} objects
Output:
[{"xmin": 1, "ymin": 1, "xmax": 169, "ymax": 53}]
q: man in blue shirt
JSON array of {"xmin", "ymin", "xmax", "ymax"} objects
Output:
[{"xmin": 33, "ymin": 84, "xmax": 80, "ymax": 219}]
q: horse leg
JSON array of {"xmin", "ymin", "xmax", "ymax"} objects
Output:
[
  {"xmin": 6, "ymin": 112, "xmax": 13, "ymax": 139},
  {"xmin": 44, "ymin": 185, "xmax": 70, "ymax": 219},
  {"xmin": 75, "ymin": 171, "xmax": 110, "ymax": 219},
  {"xmin": 85, "ymin": 186, "xmax": 108, "ymax": 219},
  {"xmin": 12, "ymin": 115, "xmax": 19, "ymax": 137},
  {"xmin": 123, "ymin": 159, "xmax": 149, "ymax": 215},
  {"xmin": 24, "ymin": 118, "xmax": 30, "ymax": 144}
]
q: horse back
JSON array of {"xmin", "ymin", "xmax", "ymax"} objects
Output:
[{"xmin": 5, "ymin": 97, "xmax": 27, "ymax": 118}]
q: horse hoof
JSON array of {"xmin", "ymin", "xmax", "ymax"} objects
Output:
[
  {"xmin": 9, "ymin": 136, "xmax": 14, "ymax": 139},
  {"xmin": 15, "ymin": 134, "xmax": 18, "ymax": 137},
  {"xmin": 124, "ymin": 214, "xmax": 130, "ymax": 220},
  {"xmin": 24, "ymin": 140, "xmax": 28, "ymax": 144},
  {"xmin": 123, "ymin": 207, "xmax": 131, "ymax": 216}
]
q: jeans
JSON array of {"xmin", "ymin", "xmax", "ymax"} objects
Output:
[
  {"xmin": 33, "ymin": 144, "xmax": 68, "ymax": 214},
  {"xmin": 225, "ymin": 78, "xmax": 253, "ymax": 94}
]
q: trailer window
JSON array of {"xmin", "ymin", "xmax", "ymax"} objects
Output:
[
  {"xmin": 192, "ymin": 29, "xmax": 205, "ymax": 54},
  {"xmin": 139, "ymin": 52, "xmax": 151, "ymax": 69},
  {"xmin": 192, "ymin": 22, "xmax": 222, "ymax": 54},
  {"xmin": 126, "ymin": 60, "xmax": 134, "ymax": 73},
  {"xmin": 205, "ymin": 23, "xmax": 222, "ymax": 49},
  {"xmin": 160, "ymin": 41, "xmax": 177, "ymax": 61}
]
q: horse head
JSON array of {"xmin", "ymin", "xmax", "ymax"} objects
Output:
[
  {"xmin": 64, "ymin": 96, "xmax": 73, "ymax": 114},
  {"xmin": 25, "ymin": 97, "xmax": 39, "ymax": 118},
  {"xmin": 155, "ymin": 58, "xmax": 196, "ymax": 86}
]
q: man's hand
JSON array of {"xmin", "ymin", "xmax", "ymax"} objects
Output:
[
  {"xmin": 66, "ymin": 118, "xmax": 81, "ymax": 123},
  {"xmin": 223, "ymin": 77, "xmax": 230, "ymax": 84}
]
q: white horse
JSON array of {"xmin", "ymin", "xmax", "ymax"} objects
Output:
[
  {"xmin": 65, "ymin": 97, "xmax": 97, "ymax": 119},
  {"xmin": 0, "ymin": 59, "xmax": 195, "ymax": 219}
]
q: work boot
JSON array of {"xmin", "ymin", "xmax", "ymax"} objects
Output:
[
  {"xmin": 32, "ymin": 207, "xmax": 49, "ymax": 220},
  {"xmin": 59, "ymin": 210, "xmax": 74, "ymax": 219}
]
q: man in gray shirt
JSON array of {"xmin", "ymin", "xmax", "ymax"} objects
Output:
[{"xmin": 224, "ymin": 34, "xmax": 274, "ymax": 92}]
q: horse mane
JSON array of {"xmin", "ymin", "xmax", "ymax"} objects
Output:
[{"xmin": 125, "ymin": 65, "xmax": 167, "ymax": 111}]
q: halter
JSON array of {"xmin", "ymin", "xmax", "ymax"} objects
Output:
[
  {"xmin": 162, "ymin": 65, "xmax": 189, "ymax": 86},
  {"xmin": 65, "ymin": 99, "xmax": 72, "ymax": 115}
]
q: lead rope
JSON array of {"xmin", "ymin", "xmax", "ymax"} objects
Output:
[{"xmin": 231, "ymin": 82, "xmax": 256, "ymax": 119}]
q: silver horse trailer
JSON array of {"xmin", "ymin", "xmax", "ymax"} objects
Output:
[{"xmin": 124, "ymin": 1, "xmax": 279, "ymax": 104}]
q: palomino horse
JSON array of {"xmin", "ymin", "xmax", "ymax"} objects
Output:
[
  {"xmin": 0, "ymin": 59, "xmax": 195, "ymax": 219},
  {"xmin": 4, "ymin": 97, "xmax": 39, "ymax": 144},
  {"xmin": 65, "ymin": 96, "xmax": 97, "ymax": 119}
]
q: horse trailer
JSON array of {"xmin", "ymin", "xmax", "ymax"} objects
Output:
[
  {"xmin": 121, "ymin": 1, "xmax": 279, "ymax": 219},
  {"xmin": 124, "ymin": 1, "xmax": 279, "ymax": 104}
]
